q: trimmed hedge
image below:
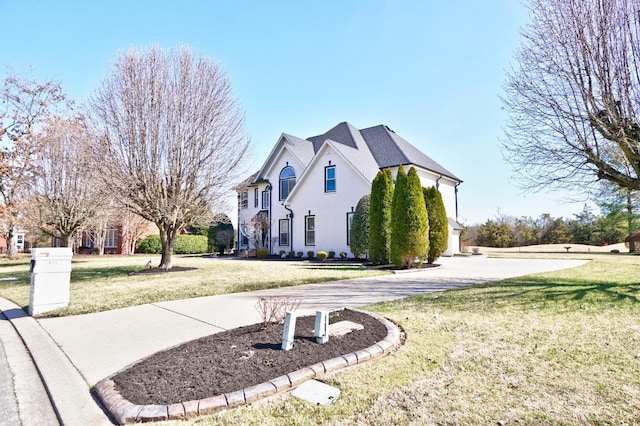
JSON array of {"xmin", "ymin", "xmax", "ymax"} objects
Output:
[
  {"xmin": 175, "ymin": 235, "xmax": 208, "ymax": 254},
  {"xmin": 137, "ymin": 234, "xmax": 208, "ymax": 254}
]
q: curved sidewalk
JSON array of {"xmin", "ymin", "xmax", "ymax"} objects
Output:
[{"xmin": 37, "ymin": 256, "xmax": 585, "ymax": 387}]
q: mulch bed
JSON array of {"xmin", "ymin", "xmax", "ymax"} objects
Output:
[{"xmin": 112, "ymin": 309, "xmax": 388, "ymax": 405}]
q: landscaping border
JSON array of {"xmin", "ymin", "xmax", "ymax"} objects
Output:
[{"xmin": 94, "ymin": 308, "xmax": 403, "ymax": 424}]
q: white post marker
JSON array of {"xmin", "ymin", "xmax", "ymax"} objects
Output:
[
  {"xmin": 314, "ymin": 310, "xmax": 329, "ymax": 344},
  {"xmin": 281, "ymin": 311, "xmax": 297, "ymax": 351}
]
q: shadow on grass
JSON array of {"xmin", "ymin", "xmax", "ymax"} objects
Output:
[
  {"xmin": 411, "ymin": 277, "xmax": 640, "ymax": 310},
  {"xmin": 302, "ymin": 265, "xmax": 367, "ymax": 271},
  {"xmin": 71, "ymin": 266, "xmax": 141, "ymax": 283}
]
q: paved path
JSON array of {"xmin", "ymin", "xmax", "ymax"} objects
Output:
[{"xmin": 38, "ymin": 256, "xmax": 586, "ymax": 386}]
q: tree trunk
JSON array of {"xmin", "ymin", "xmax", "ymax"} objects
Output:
[
  {"xmin": 158, "ymin": 225, "xmax": 180, "ymax": 270},
  {"xmin": 60, "ymin": 233, "xmax": 72, "ymax": 248},
  {"xmin": 6, "ymin": 222, "xmax": 18, "ymax": 260}
]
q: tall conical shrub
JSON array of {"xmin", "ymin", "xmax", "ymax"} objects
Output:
[
  {"xmin": 350, "ymin": 194, "xmax": 370, "ymax": 258},
  {"xmin": 390, "ymin": 166, "xmax": 429, "ymax": 268},
  {"xmin": 369, "ymin": 168, "xmax": 394, "ymax": 264},
  {"xmin": 423, "ymin": 186, "xmax": 448, "ymax": 264}
]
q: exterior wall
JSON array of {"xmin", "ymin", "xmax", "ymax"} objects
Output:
[
  {"xmin": 237, "ymin": 148, "xmax": 307, "ymax": 253},
  {"xmin": 444, "ymin": 228, "xmax": 461, "ymax": 256},
  {"xmin": 288, "ymin": 147, "xmax": 371, "ymax": 257},
  {"xmin": 238, "ymin": 145, "xmax": 462, "ymax": 258},
  {"xmin": 0, "ymin": 232, "xmax": 28, "ymax": 254}
]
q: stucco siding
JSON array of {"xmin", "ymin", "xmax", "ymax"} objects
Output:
[{"xmin": 288, "ymin": 147, "xmax": 370, "ymax": 256}]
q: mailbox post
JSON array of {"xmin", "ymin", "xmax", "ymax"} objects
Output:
[{"xmin": 29, "ymin": 247, "xmax": 73, "ymax": 316}]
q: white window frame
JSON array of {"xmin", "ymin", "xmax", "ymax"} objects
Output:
[
  {"xmin": 325, "ymin": 165, "xmax": 336, "ymax": 192},
  {"xmin": 305, "ymin": 215, "xmax": 315, "ymax": 246},
  {"xmin": 105, "ymin": 229, "xmax": 118, "ymax": 248},
  {"xmin": 279, "ymin": 219, "xmax": 289, "ymax": 246}
]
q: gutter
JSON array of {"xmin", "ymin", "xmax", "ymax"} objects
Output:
[{"xmin": 284, "ymin": 204, "xmax": 294, "ymax": 255}]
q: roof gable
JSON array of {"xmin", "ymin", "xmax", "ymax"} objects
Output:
[
  {"xmin": 255, "ymin": 133, "xmax": 315, "ymax": 182},
  {"xmin": 285, "ymin": 139, "xmax": 372, "ymax": 202}
]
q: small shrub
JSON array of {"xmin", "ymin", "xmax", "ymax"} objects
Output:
[
  {"xmin": 340, "ymin": 251, "xmax": 348, "ymax": 259},
  {"xmin": 279, "ymin": 250, "xmax": 286, "ymax": 256},
  {"xmin": 289, "ymin": 251, "xmax": 295, "ymax": 258},
  {"xmin": 317, "ymin": 251, "xmax": 328, "ymax": 260},
  {"xmin": 307, "ymin": 250, "xmax": 314, "ymax": 259},
  {"xmin": 296, "ymin": 251, "xmax": 303, "ymax": 258},
  {"xmin": 137, "ymin": 235, "xmax": 161, "ymax": 254},
  {"xmin": 254, "ymin": 296, "xmax": 301, "ymax": 328},
  {"xmin": 328, "ymin": 250, "xmax": 336, "ymax": 259},
  {"xmin": 257, "ymin": 248, "xmax": 269, "ymax": 258}
]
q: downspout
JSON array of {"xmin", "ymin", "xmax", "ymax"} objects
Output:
[
  {"xmin": 284, "ymin": 204, "xmax": 294, "ymax": 255},
  {"xmin": 236, "ymin": 191, "xmax": 241, "ymax": 254},
  {"xmin": 436, "ymin": 174, "xmax": 443, "ymax": 190},
  {"xmin": 266, "ymin": 183, "xmax": 272, "ymax": 255},
  {"xmin": 455, "ymin": 182, "xmax": 461, "ymax": 252},
  {"xmin": 455, "ymin": 182, "xmax": 460, "ymax": 220}
]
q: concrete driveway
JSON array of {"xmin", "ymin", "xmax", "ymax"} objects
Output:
[{"xmin": 38, "ymin": 255, "xmax": 586, "ymax": 386}]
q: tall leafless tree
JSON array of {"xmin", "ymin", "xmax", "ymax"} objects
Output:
[
  {"xmin": 0, "ymin": 72, "xmax": 66, "ymax": 258},
  {"xmin": 90, "ymin": 46, "xmax": 250, "ymax": 269},
  {"xmin": 34, "ymin": 115, "xmax": 108, "ymax": 248},
  {"xmin": 502, "ymin": 0, "xmax": 640, "ymax": 196}
]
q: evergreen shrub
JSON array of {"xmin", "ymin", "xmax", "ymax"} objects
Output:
[
  {"xmin": 174, "ymin": 235, "xmax": 208, "ymax": 254},
  {"xmin": 137, "ymin": 235, "xmax": 161, "ymax": 254}
]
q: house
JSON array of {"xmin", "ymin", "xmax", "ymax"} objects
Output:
[
  {"xmin": 52, "ymin": 212, "xmax": 157, "ymax": 255},
  {"xmin": 0, "ymin": 231, "xmax": 28, "ymax": 254},
  {"xmin": 236, "ymin": 122, "xmax": 463, "ymax": 258}
]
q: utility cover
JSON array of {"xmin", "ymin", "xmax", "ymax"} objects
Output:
[
  {"xmin": 329, "ymin": 320, "xmax": 364, "ymax": 337},
  {"xmin": 292, "ymin": 380, "xmax": 340, "ymax": 406}
]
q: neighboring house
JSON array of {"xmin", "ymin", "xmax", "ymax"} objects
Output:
[
  {"xmin": 52, "ymin": 216, "xmax": 157, "ymax": 255},
  {"xmin": 0, "ymin": 231, "xmax": 28, "ymax": 254},
  {"xmin": 236, "ymin": 122, "xmax": 463, "ymax": 258}
]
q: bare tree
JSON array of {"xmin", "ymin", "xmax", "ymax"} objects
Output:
[
  {"xmin": 33, "ymin": 115, "xmax": 108, "ymax": 248},
  {"xmin": 121, "ymin": 207, "xmax": 153, "ymax": 255},
  {"xmin": 502, "ymin": 0, "xmax": 640, "ymax": 195},
  {"xmin": 240, "ymin": 212, "xmax": 270, "ymax": 250},
  {"xmin": 0, "ymin": 72, "xmax": 66, "ymax": 258},
  {"xmin": 90, "ymin": 45, "xmax": 250, "ymax": 269}
]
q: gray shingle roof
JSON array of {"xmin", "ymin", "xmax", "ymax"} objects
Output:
[
  {"xmin": 360, "ymin": 125, "xmax": 461, "ymax": 181},
  {"xmin": 245, "ymin": 122, "xmax": 461, "ymax": 185}
]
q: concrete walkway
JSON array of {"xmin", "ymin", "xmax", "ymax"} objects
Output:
[{"xmin": 37, "ymin": 256, "xmax": 586, "ymax": 387}]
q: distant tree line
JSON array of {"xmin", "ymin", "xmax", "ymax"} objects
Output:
[{"xmin": 466, "ymin": 202, "xmax": 640, "ymax": 248}]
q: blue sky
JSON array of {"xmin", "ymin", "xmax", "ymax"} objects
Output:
[{"xmin": 1, "ymin": 0, "xmax": 592, "ymax": 224}]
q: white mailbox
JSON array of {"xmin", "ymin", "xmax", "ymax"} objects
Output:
[{"xmin": 29, "ymin": 247, "xmax": 73, "ymax": 316}]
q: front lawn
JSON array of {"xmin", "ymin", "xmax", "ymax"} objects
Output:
[
  {"xmin": 198, "ymin": 254, "xmax": 640, "ymax": 425},
  {"xmin": 0, "ymin": 255, "xmax": 389, "ymax": 316}
]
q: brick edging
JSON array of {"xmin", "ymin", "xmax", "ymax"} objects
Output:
[{"xmin": 94, "ymin": 307, "xmax": 402, "ymax": 424}]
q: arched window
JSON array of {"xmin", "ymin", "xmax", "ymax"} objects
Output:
[{"xmin": 279, "ymin": 166, "xmax": 296, "ymax": 200}]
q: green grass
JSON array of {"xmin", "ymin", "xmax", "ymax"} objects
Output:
[
  {"xmin": 0, "ymin": 255, "xmax": 389, "ymax": 316},
  {"xmin": 177, "ymin": 254, "xmax": 640, "ymax": 425}
]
